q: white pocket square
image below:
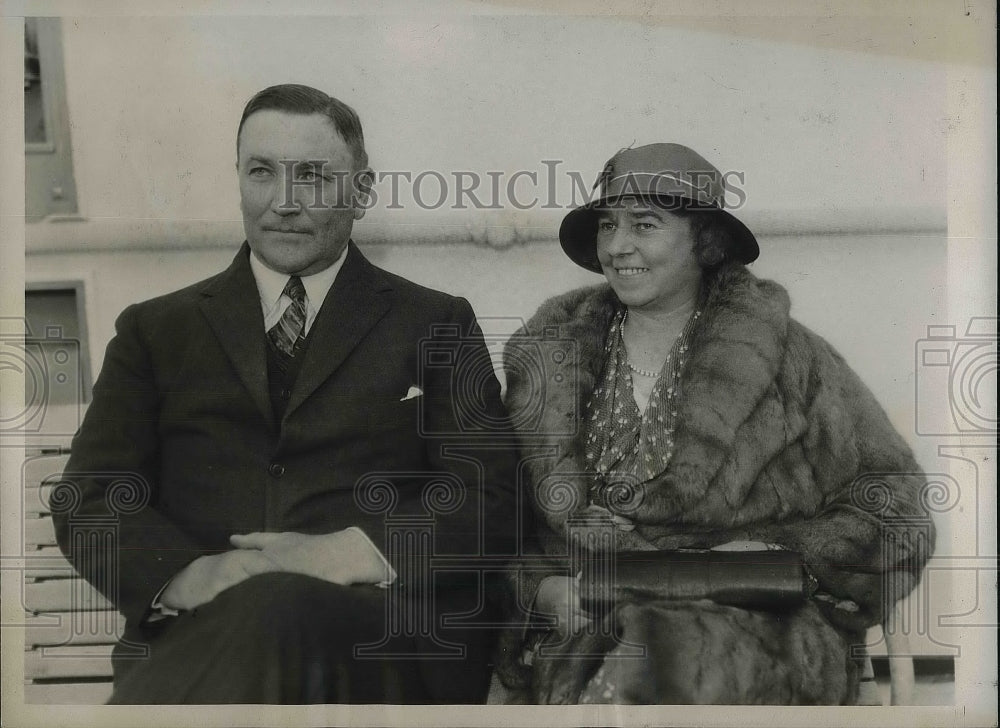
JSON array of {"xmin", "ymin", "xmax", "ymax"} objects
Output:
[{"xmin": 400, "ymin": 386, "xmax": 423, "ymax": 401}]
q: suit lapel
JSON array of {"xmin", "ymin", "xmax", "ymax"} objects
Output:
[
  {"xmin": 198, "ymin": 244, "xmax": 273, "ymax": 424},
  {"xmin": 284, "ymin": 243, "xmax": 393, "ymax": 421}
]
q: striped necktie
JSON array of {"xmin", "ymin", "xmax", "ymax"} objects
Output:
[{"xmin": 267, "ymin": 276, "xmax": 307, "ymax": 370}]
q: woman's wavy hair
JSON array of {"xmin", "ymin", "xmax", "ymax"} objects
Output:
[{"xmin": 665, "ymin": 198, "xmax": 741, "ymax": 271}]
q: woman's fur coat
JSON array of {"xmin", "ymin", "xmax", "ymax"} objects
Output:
[{"xmin": 497, "ymin": 263, "xmax": 934, "ymax": 704}]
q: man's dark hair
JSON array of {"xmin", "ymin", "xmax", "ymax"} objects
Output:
[{"xmin": 236, "ymin": 84, "xmax": 369, "ymax": 170}]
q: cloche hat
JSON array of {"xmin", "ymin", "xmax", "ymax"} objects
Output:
[{"xmin": 559, "ymin": 143, "xmax": 759, "ymax": 272}]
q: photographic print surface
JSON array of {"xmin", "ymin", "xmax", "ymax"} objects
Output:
[{"xmin": 1, "ymin": 1, "xmax": 995, "ymax": 726}]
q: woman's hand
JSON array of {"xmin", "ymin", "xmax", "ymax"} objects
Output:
[{"xmin": 533, "ymin": 575, "xmax": 591, "ymax": 635}]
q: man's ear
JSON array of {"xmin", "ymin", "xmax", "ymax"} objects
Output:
[{"xmin": 352, "ymin": 167, "xmax": 375, "ymax": 221}]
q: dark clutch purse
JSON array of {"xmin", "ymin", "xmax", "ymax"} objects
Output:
[{"xmin": 579, "ymin": 549, "xmax": 817, "ymax": 613}]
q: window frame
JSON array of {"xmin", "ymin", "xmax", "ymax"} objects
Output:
[{"xmin": 25, "ymin": 17, "xmax": 79, "ymax": 221}]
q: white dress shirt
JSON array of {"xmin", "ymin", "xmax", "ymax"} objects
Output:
[{"xmin": 248, "ymin": 247, "xmax": 347, "ymax": 336}]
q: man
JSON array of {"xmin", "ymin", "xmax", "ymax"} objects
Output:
[{"xmin": 54, "ymin": 84, "xmax": 519, "ymax": 703}]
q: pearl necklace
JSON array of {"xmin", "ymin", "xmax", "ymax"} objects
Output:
[
  {"xmin": 626, "ymin": 359, "xmax": 662, "ymax": 378},
  {"xmin": 621, "ymin": 305, "xmax": 690, "ymax": 379}
]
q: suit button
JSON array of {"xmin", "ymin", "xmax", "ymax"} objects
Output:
[
  {"xmin": 280, "ymin": 388, "xmax": 291, "ymax": 400},
  {"xmin": 268, "ymin": 463, "xmax": 285, "ymax": 478}
]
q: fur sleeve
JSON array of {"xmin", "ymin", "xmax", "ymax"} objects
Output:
[{"xmin": 770, "ymin": 324, "xmax": 935, "ymax": 631}]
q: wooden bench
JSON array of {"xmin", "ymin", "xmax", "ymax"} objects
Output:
[
  {"xmin": 21, "ymin": 450, "xmax": 915, "ymax": 705},
  {"xmin": 22, "ymin": 451, "xmax": 117, "ymax": 704}
]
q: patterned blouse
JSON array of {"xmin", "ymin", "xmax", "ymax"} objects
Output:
[{"xmin": 583, "ymin": 306, "xmax": 701, "ymax": 511}]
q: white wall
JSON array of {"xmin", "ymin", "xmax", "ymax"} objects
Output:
[{"xmin": 54, "ymin": 14, "xmax": 946, "ymax": 228}]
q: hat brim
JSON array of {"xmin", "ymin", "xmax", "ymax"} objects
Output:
[{"xmin": 559, "ymin": 194, "xmax": 759, "ymax": 274}]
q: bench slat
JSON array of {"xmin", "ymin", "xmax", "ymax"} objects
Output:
[
  {"xmin": 29, "ymin": 644, "xmax": 116, "ymax": 658},
  {"xmin": 25, "ymin": 648, "xmax": 114, "ymax": 680},
  {"xmin": 23, "ymin": 681, "xmax": 114, "ymax": 705},
  {"xmin": 25, "ymin": 579, "xmax": 114, "ymax": 613},
  {"xmin": 22, "ymin": 454, "xmax": 71, "ymax": 487},
  {"xmin": 24, "ymin": 485, "xmax": 53, "ymax": 516},
  {"xmin": 25, "ymin": 612, "xmax": 125, "ymax": 647},
  {"xmin": 24, "ymin": 516, "xmax": 57, "ymax": 547},
  {"xmin": 24, "ymin": 546, "xmax": 76, "ymax": 579}
]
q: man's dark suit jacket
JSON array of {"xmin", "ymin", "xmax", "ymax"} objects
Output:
[{"xmin": 54, "ymin": 242, "xmax": 519, "ymax": 654}]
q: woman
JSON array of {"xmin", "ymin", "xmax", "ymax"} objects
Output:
[{"xmin": 496, "ymin": 143, "xmax": 933, "ymax": 704}]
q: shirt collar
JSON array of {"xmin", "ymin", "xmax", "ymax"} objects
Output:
[{"xmin": 248, "ymin": 244, "xmax": 349, "ymax": 317}]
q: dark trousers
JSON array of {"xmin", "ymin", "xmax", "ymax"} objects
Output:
[{"xmin": 109, "ymin": 573, "xmax": 495, "ymax": 704}]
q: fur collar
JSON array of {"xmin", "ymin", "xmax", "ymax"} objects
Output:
[{"xmin": 504, "ymin": 264, "xmax": 792, "ymax": 541}]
